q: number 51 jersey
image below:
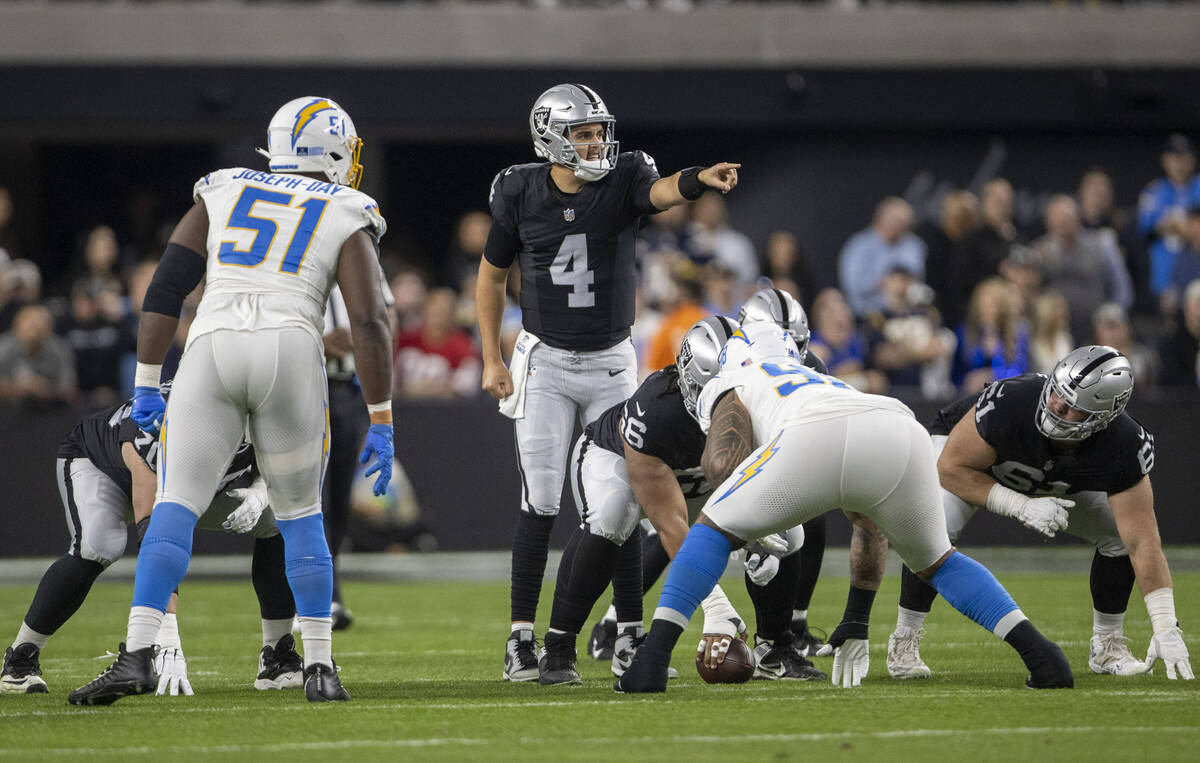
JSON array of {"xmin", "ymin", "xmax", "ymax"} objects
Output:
[{"xmin": 189, "ymin": 168, "xmax": 386, "ymax": 351}]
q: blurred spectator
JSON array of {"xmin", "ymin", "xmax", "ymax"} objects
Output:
[
  {"xmin": 393, "ymin": 287, "xmax": 481, "ymax": 399},
  {"xmin": 0, "ymin": 259, "xmax": 42, "ymax": 333},
  {"xmin": 1161, "ymin": 205, "xmax": 1200, "ymax": 315},
  {"xmin": 390, "ymin": 266, "xmax": 430, "ymax": 333},
  {"xmin": 952, "ymin": 178, "xmax": 1017, "ymax": 327},
  {"xmin": 689, "ymin": 193, "xmax": 758, "ymax": 303},
  {"xmin": 762, "ymin": 230, "xmax": 815, "ymax": 304},
  {"xmin": 0, "ymin": 304, "xmax": 77, "ymax": 405},
  {"xmin": 1028, "ymin": 292, "xmax": 1073, "ymax": 375},
  {"xmin": 1033, "ymin": 194, "xmax": 1133, "ymax": 342},
  {"xmin": 646, "ymin": 261, "xmax": 708, "ymax": 374},
  {"xmin": 808, "ymin": 287, "xmax": 887, "ymax": 394},
  {"xmin": 838, "ymin": 197, "xmax": 926, "ymax": 317},
  {"xmin": 1158, "ymin": 278, "xmax": 1200, "ymax": 388},
  {"xmin": 1078, "ymin": 167, "xmax": 1123, "ymax": 233},
  {"xmin": 0, "ymin": 187, "xmax": 16, "ymax": 262},
  {"xmin": 439, "ymin": 210, "xmax": 490, "ymax": 291},
  {"xmin": 1136, "ymin": 134, "xmax": 1200, "ymax": 301},
  {"xmin": 864, "ymin": 266, "xmax": 956, "ymax": 398},
  {"xmin": 998, "ymin": 244, "xmax": 1043, "ymax": 320},
  {"xmin": 638, "ymin": 204, "xmax": 693, "ymax": 310},
  {"xmin": 55, "ymin": 275, "xmax": 134, "ymax": 406},
  {"xmin": 917, "ymin": 189, "xmax": 978, "ymax": 322},
  {"xmin": 75, "ymin": 225, "xmax": 125, "ymax": 283},
  {"xmin": 701, "ymin": 260, "xmax": 738, "ymax": 317},
  {"xmin": 953, "ymin": 277, "xmax": 1030, "ymax": 394},
  {"xmin": 1092, "ymin": 302, "xmax": 1158, "ymax": 386}
]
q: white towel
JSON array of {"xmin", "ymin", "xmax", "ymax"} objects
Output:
[{"xmin": 498, "ymin": 330, "xmax": 540, "ymax": 420}]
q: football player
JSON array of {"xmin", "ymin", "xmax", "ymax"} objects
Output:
[
  {"xmin": 886, "ymin": 346, "xmax": 1194, "ymax": 681},
  {"xmin": 1, "ymin": 390, "xmax": 300, "ymax": 696},
  {"xmin": 70, "ymin": 97, "xmax": 394, "ymax": 705},
  {"xmin": 477, "ymin": 83, "xmax": 740, "ymax": 681},
  {"xmin": 616, "ymin": 321, "xmax": 1073, "ymax": 693}
]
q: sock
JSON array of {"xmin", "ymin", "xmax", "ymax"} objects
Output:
[
  {"xmin": 1093, "ymin": 609, "xmax": 1125, "ymax": 636},
  {"xmin": 612, "ymin": 527, "xmax": 644, "ymax": 625},
  {"xmin": 929, "ymin": 552, "xmax": 1023, "ymax": 637},
  {"xmin": 643, "ymin": 619, "xmax": 686, "ymax": 655},
  {"xmin": 262, "ymin": 618, "xmax": 294, "ymax": 649},
  {"xmin": 1090, "ymin": 551, "xmax": 1135, "ymax": 615},
  {"xmin": 156, "ymin": 612, "xmax": 181, "ymax": 649},
  {"xmin": 896, "ymin": 606, "xmax": 929, "ymax": 634},
  {"xmin": 127, "ymin": 606, "xmax": 165, "ymax": 652},
  {"xmin": 22, "ymin": 554, "xmax": 104, "ymax": 639},
  {"xmin": 748, "ymin": 551, "xmax": 801, "ymax": 639},
  {"xmin": 252, "ymin": 535, "xmax": 296, "ymax": 620},
  {"xmin": 548, "ymin": 530, "xmax": 620, "ymax": 635},
  {"xmin": 899, "ymin": 564, "xmax": 940, "ymax": 613},
  {"xmin": 298, "ymin": 616, "xmax": 332, "ymax": 668},
  {"xmin": 510, "ymin": 511, "xmax": 556, "ymax": 624},
  {"xmin": 656, "ymin": 524, "xmax": 731, "ymax": 624},
  {"xmin": 602, "ymin": 604, "xmax": 617, "ymax": 624},
  {"xmin": 131, "ymin": 502, "xmax": 197, "ymax": 613},
  {"xmin": 617, "ymin": 621, "xmax": 643, "ymax": 632},
  {"xmin": 794, "ymin": 515, "xmax": 826, "ymax": 610},
  {"xmin": 277, "ymin": 513, "xmax": 334, "ymax": 619},
  {"xmin": 792, "ymin": 609, "xmax": 807, "ymax": 624},
  {"xmin": 13, "ymin": 623, "xmax": 51, "ymax": 651},
  {"xmin": 640, "ymin": 530, "xmax": 671, "ymax": 594},
  {"xmin": 510, "ymin": 620, "xmax": 533, "ymax": 634}
]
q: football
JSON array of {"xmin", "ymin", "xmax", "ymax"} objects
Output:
[{"xmin": 695, "ymin": 636, "xmax": 755, "ymax": 684}]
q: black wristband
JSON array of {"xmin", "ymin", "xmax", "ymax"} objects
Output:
[
  {"xmin": 677, "ymin": 166, "xmax": 707, "ymax": 201},
  {"xmin": 843, "ymin": 584, "xmax": 877, "ymax": 625}
]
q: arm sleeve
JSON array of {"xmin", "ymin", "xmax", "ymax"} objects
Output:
[
  {"xmin": 483, "ymin": 220, "xmax": 520, "ymax": 269},
  {"xmin": 484, "ymin": 168, "xmax": 521, "ymax": 268}
]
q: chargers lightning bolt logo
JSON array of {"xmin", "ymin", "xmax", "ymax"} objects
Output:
[
  {"xmin": 713, "ymin": 431, "xmax": 783, "ymax": 504},
  {"xmin": 291, "ymin": 99, "xmax": 335, "ymax": 149}
]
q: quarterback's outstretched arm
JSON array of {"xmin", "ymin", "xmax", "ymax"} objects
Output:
[{"xmin": 648, "ymin": 163, "xmax": 741, "ymax": 210}]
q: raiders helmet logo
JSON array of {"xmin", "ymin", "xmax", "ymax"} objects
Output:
[{"xmin": 533, "ymin": 107, "xmax": 552, "ymax": 135}]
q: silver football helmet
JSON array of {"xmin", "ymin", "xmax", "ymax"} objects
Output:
[
  {"xmin": 676, "ymin": 315, "xmax": 739, "ymax": 421},
  {"xmin": 737, "ymin": 288, "xmax": 810, "ymax": 360},
  {"xmin": 529, "ymin": 84, "xmax": 618, "ymax": 181},
  {"xmin": 1036, "ymin": 345, "xmax": 1134, "ymax": 442}
]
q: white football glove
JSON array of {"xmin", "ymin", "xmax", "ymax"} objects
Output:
[
  {"xmin": 700, "ymin": 584, "xmax": 748, "ymax": 639},
  {"xmin": 817, "ymin": 638, "xmax": 870, "ymax": 688},
  {"xmin": 1145, "ymin": 626, "xmax": 1195, "ymax": 680},
  {"xmin": 222, "ymin": 477, "xmax": 268, "ymax": 534},
  {"xmin": 743, "ymin": 546, "xmax": 781, "ymax": 586},
  {"xmin": 756, "ymin": 532, "xmax": 790, "ymax": 556},
  {"xmin": 1017, "ymin": 496, "xmax": 1073, "ymax": 538},
  {"xmin": 153, "ymin": 646, "xmax": 194, "ymax": 696}
]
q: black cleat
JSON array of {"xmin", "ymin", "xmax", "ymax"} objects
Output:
[
  {"xmin": 67, "ymin": 643, "xmax": 156, "ymax": 706},
  {"xmin": 790, "ymin": 620, "xmax": 827, "ymax": 657},
  {"xmin": 255, "ymin": 634, "xmax": 304, "ymax": 690},
  {"xmin": 503, "ymin": 629, "xmax": 540, "ymax": 682},
  {"xmin": 538, "ymin": 632, "xmax": 581, "ymax": 686},
  {"xmin": 613, "ymin": 644, "xmax": 670, "ymax": 694},
  {"xmin": 1, "ymin": 643, "xmax": 49, "ymax": 694},
  {"xmin": 587, "ymin": 619, "xmax": 617, "ymax": 661},
  {"xmin": 331, "ymin": 602, "xmax": 354, "ymax": 632},
  {"xmin": 304, "ymin": 662, "xmax": 350, "ymax": 702},
  {"xmin": 753, "ymin": 631, "xmax": 827, "ymax": 681},
  {"xmin": 1025, "ymin": 640, "xmax": 1075, "ymax": 689}
]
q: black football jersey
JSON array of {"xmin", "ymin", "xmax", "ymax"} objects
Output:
[
  {"xmin": 57, "ymin": 399, "xmax": 258, "ymax": 501},
  {"xmin": 928, "ymin": 373, "xmax": 1154, "ymax": 496},
  {"xmin": 486, "ymin": 152, "xmax": 660, "ymax": 351}
]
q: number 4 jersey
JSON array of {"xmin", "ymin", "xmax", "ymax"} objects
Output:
[
  {"xmin": 486, "ymin": 152, "xmax": 660, "ymax": 351},
  {"xmin": 928, "ymin": 373, "xmax": 1154, "ymax": 496},
  {"xmin": 189, "ymin": 168, "xmax": 387, "ymax": 351}
]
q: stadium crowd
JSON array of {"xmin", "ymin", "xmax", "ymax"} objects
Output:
[{"xmin": 2, "ymin": 134, "xmax": 1200, "ymax": 409}]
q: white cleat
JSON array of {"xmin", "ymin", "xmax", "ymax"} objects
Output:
[
  {"xmin": 1088, "ymin": 633, "xmax": 1147, "ymax": 676},
  {"xmin": 887, "ymin": 628, "xmax": 932, "ymax": 679}
]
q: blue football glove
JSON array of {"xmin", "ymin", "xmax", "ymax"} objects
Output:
[
  {"xmin": 131, "ymin": 385, "xmax": 167, "ymax": 435},
  {"xmin": 360, "ymin": 423, "xmax": 394, "ymax": 496}
]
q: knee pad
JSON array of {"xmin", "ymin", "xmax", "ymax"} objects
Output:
[{"xmin": 585, "ymin": 501, "xmax": 640, "ymax": 544}]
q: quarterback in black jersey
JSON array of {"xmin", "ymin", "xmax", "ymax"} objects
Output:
[
  {"xmin": 476, "ymin": 83, "xmax": 740, "ymax": 682},
  {"xmin": 0, "ymin": 392, "xmax": 303, "ymax": 697},
  {"xmin": 887, "ymin": 346, "xmax": 1193, "ymax": 681}
]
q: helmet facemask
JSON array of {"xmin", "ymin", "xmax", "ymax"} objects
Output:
[{"xmin": 538, "ymin": 118, "xmax": 618, "ymax": 181}]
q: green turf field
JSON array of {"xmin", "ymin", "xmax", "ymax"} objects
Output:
[{"xmin": 1, "ymin": 570, "xmax": 1197, "ymax": 761}]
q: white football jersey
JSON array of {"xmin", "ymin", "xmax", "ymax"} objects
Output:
[
  {"xmin": 696, "ymin": 351, "xmax": 914, "ymax": 445},
  {"xmin": 188, "ymin": 167, "xmax": 386, "ymax": 350}
]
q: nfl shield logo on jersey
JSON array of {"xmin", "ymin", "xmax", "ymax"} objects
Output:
[
  {"xmin": 563, "ymin": 208, "xmax": 575, "ymax": 222},
  {"xmin": 533, "ymin": 107, "xmax": 551, "ymax": 135}
]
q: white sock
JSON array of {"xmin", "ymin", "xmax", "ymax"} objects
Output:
[
  {"xmin": 792, "ymin": 609, "xmax": 808, "ymax": 624},
  {"xmin": 14, "ymin": 623, "xmax": 51, "ymax": 651},
  {"xmin": 510, "ymin": 620, "xmax": 533, "ymax": 634},
  {"xmin": 895, "ymin": 606, "xmax": 928, "ymax": 634},
  {"xmin": 602, "ymin": 604, "xmax": 617, "ymax": 623},
  {"xmin": 262, "ymin": 618, "xmax": 293, "ymax": 648},
  {"xmin": 298, "ymin": 616, "xmax": 333, "ymax": 668},
  {"xmin": 617, "ymin": 621, "xmax": 644, "ymax": 634},
  {"xmin": 155, "ymin": 613, "xmax": 181, "ymax": 650},
  {"xmin": 1093, "ymin": 609, "xmax": 1125, "ymax": 636},
  {"xmin": 127, "ymin": 606, "xmax": 165, "ymax": 652}
]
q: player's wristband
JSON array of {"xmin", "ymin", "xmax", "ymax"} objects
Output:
[
  {"xmin": 1145, "ymin": 587, "xmax": 1179, "ymax": 634},
  {"xmin": 986, "ymin": 483, "xmax": 1027, "ymax": 519},
  {"xmin": 367, "ymin": 400, "xmax": 393, "ymax": 426},
  {"xmin": 134, "ymin": 363, "xmax": 163, "ymax": 390},
  {"xmin": 677, "ymin": 166, "xmax": 707, "ymax": 201}
]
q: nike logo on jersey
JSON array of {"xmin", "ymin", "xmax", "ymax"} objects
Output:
[
  {"xmin": 635, "ymin": 402, "xmax": 646, "ymax": 417},
  {"xmin": 608, "ymin": 369, "xmax": 624, "ymax": 377}
]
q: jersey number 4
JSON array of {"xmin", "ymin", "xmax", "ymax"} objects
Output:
[
  {"xmin": 218, "ymin": 186, "xmax": 328, "ymax": 274},
  {"xmin": 550, "ymin": 233, "xmax": 595, "ymax": 308}
]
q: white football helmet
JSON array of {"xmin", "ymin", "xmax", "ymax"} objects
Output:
[
  {"xmin": 737, "ymin": 287, "xmax": 810, "ymax": 360},
  {"xmin": 256, "ymin": 97, "xmax": 364, "ymax": 189},
  {"xmin": 529, "ymin": 84, "xmax": 618, "ymax": 181},
  {"xmin": 1036, "ymin": 345, "xmax": 1134, "ymax": 442},
  {"xmin": 719, "ymin": 321, "xmax": 801, "ymax": 373},
  {"xmin": 676, "ymin": 315, "xmax": 739, "ymax": 421}
]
